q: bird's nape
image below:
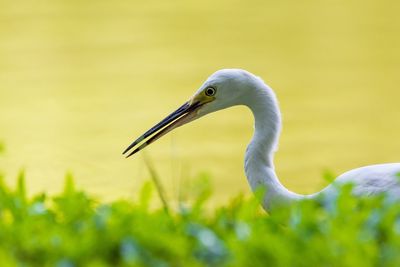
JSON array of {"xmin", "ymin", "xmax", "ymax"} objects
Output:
[{"xmin": 123, "ymin": 100, "xmax": 203, "ymax": 158}]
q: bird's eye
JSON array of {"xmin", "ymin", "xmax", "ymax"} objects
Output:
[{"xmin": 205, "ymin": 87, "xmax": 216, "ymax": 96}]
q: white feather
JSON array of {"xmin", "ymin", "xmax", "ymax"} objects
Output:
[{"xmin": 199, "ymin": 69, "xmax": 400, "ymax": 212}]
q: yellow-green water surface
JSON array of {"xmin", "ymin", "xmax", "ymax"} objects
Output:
[{"xmin": 1, "ymin": 0, "xmax": 399, "ymax": 202}]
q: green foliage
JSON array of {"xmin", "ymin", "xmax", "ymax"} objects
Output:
[{"xmin": 0, "ymin": 174, "xmax": 399, "ymax": 266}]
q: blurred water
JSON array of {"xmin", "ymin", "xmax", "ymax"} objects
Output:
[{"xmin": 0, "ymin": 0, "xmax": 399, "ymax": 202}]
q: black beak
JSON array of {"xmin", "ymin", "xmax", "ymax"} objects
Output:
[{"xmin": 123, "ymin": 101, "xmax": 202, "ymax": 158}]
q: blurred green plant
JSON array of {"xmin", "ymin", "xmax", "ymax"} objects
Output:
[{"xmin": 0, "ymin": 171, "xmax": 399, "ymax": 266}]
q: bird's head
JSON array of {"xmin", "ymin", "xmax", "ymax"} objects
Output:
[{"xmin": 123, "ymin": 69, "xmax": 262, "ymax": 157}]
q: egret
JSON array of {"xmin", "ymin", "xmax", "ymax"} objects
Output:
[{"xmin": 123, "ymin": 69, "xmax": 400, "ymax": 211}]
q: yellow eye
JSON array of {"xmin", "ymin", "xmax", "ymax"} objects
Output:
[{"xmin": 205, "ymin": 87, "xmax": 216, "ymax": 96}]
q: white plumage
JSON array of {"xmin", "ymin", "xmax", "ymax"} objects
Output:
[{"xmin": 124, "ymin": 69, "xmax": 400, "ymax": 212}]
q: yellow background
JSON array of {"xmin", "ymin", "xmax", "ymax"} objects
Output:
[{"xmin": 0, "ymin": 0, "xmax": 399, "ymax": 203}]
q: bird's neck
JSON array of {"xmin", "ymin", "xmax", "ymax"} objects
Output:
[{"xmin": 244, "ymin": 85, "xmax": 303, "ymax": 211}]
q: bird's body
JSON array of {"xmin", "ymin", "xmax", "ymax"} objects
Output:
[
  {"xmin": 319, "ymin": 163, "xmax": 400, "ymax": 199},
  {"xmin": 124, "ymin": 69, "xmax": 400, "ymax": 212}
]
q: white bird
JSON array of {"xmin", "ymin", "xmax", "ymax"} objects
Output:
[{"xmin": 123, "ymin": 69, "xmax": 400, "ymax": 212}]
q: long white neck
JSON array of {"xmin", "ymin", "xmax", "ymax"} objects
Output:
[{"xmin": 243, "ymin": 83, "xmax": 304, "ymax": 212}]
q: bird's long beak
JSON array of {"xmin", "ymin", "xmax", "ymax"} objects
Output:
[{"xmin": 123, "ymin": 99, "xmax": 204, "ymax": 158}]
